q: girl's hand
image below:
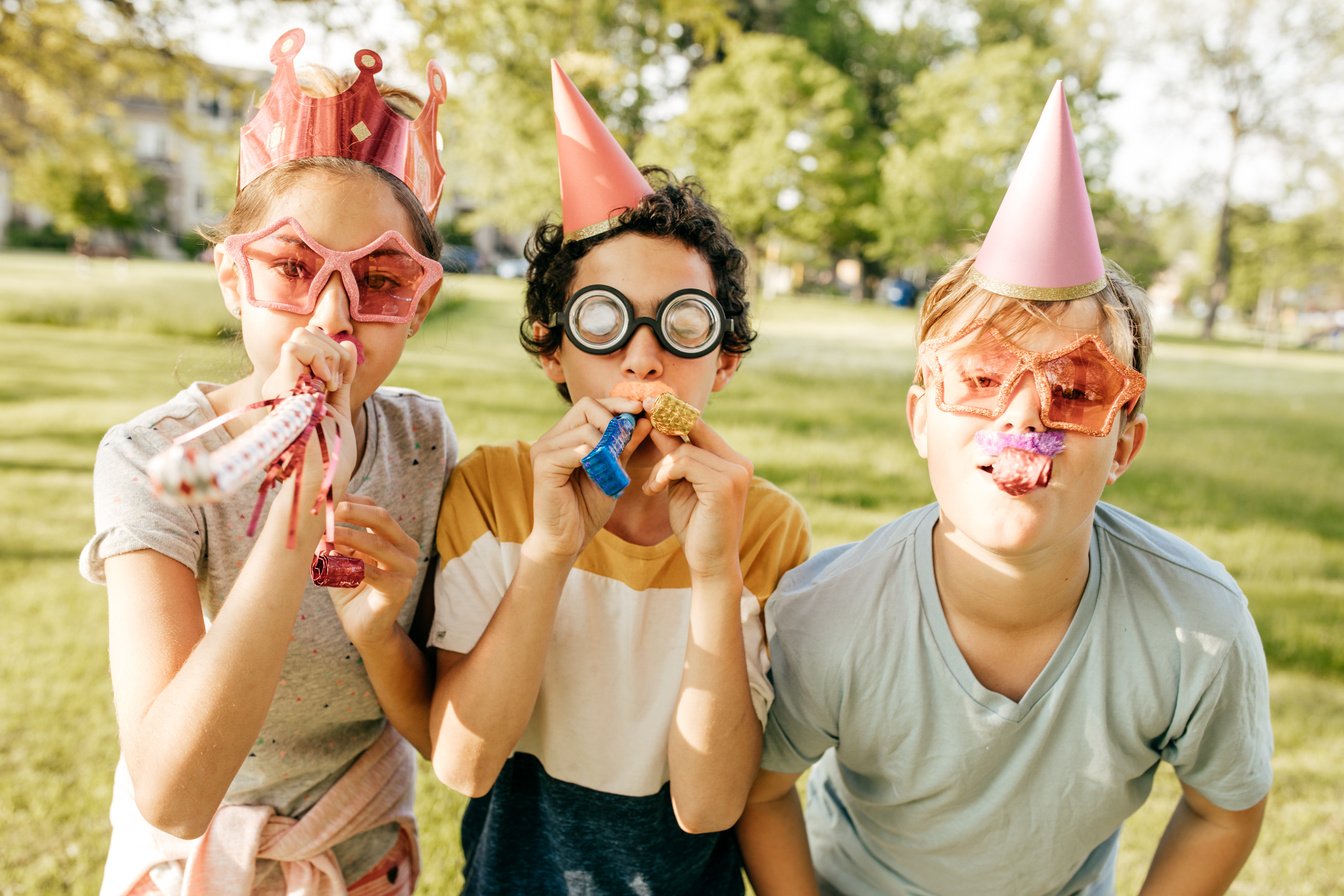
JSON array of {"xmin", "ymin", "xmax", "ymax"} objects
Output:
[
  {"xmin": 526, "ymin": 396, "xmax": 650, "ymax": 562},
  {"xmin": 263, "ymin": 325, "xmax": 359, "ymax": 493},
  {"xmin": 641, "ymin": 417, "xmax": 753, "ymax": 581},
  {"xmin": 263, "ymin": 325, "xmax": 357, "ymax": 412},
  {"xmin": 325, "ymin": 494, "xmax": 423, "ymax": 649}
]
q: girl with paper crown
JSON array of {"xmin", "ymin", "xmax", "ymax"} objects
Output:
[
  {"xmin": 80, "ymin": 27, "xmax": 455, "ymax": 895},
  {"xmin": 739, "ymin": 82, "xmax": 1271, "ymax": 896},
  {"xmin": 403, "ymin": 61, "xmax": 810, "ymax": 894}
]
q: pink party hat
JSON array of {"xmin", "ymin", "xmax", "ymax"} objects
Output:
[
  {"xmin": 552, "ymin": 60, "xmax": 653, "ymax": 242},
  {"xmin": 969, "ymin": 81, "xmax": 1106, "ymax": 301},
  {"xmin": 238, "ymin": 28, "xmax": 447, "ymax": 217}
]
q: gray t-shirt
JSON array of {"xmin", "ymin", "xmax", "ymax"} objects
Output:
[
  {"xmin": 762, "ymin": 503, "xmax": 1273, "ymax": 896},
  {"xmin": 81, "ymin": 382, "xmax": 455, "ymax": 885}
]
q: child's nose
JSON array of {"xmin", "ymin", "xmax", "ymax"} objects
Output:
[
  {"xmin": 998, "ymin": 371, "xmax": 1046, "ymax": 431},
  {"xmin": 310, "ymin": 271, "xmax": 354, "ymax": 334},
  {"xmin": 621, "ymin": 322, "xmax": 664, "ymax": 380}
]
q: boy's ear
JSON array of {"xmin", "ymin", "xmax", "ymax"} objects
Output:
[
  {"xmin": 214, "ymin": 245, "xmax": 243, "ymax": 319},
  {"xmin": 711, "ymin": 350, "xmax": 742, "ymax": 392},
  {"xmin": 1107, "ymin": 412, "xmax": 1147, "ymax": 484},
  {"xmin": 533, "ymin": 321, "xmax": 566, "ymax": 384},
  {"xmin": 906, "ymin": 384, "xmax": 929, "ymax": 458}
]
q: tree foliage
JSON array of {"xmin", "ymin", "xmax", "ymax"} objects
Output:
[
  {"xmin": 0, "ymin": 0, "xmax": 232, "ymax": 237},
  {"xmin": 869, "ymin": 40, "xmax": 1065, "ymax": 271},
  {"xmin": 862, "ymin": 0, "xmax": 1169, "ymax": 282},
  {"xmin": 638, "ymin": 33, "xmax": 879, "ymax": 259},
  {"xmin": 1110, "ymin": 0, "xmax": 1344, "ymax": 336},
  {"xmin": 398, "ymin": 0, "xmax": 953, "ymax": 241},
  {"xmin": 399, "ymin": 0, "xmax": 740, "ymax": 234},
  {"xmin": 728, "ymin": 0, "xmax": 959, "ymax": 131},
  {"xmin": 1226, "ymin": 202, "xmax": 1344, "ymax": 318},
  {"xmin": 13, "ymin": 0, "xmax": 1331, "ymax": 320}
]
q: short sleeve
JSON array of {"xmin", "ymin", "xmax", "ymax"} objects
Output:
[
  {"xmin": 1161, "ymin": 611, "xmax": 1274, "ymax": 810},
  {"xmin": 80, "ymin": 422, "xmax": 206, "ymax": 585},
  {"xmin": 741, "ymin": 595, "xmax": 773, "ymax": 727},
  {"xmin": 760, "ymin": 550, "xmax": 851, "ymax": 774},
  {"xmin": 428, "ymin": 447, "xmax": 514, "ymax": 654},
  {"xmin": 739, "ymin": 481, "xmax": 812, "ymax": 727}
]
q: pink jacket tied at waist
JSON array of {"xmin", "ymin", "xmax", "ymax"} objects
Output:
[{"xmin": 102, "ymin": 726, "xmax": 418, "ymax": 896}]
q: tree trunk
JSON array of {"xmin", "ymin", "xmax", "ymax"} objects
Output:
[
  {"xmin": 1201, "ymin": 197, "xmax": 1234, "ymax": 340},
  {"xmin": 1202, "ymin": 109, "xmax": 1242, "ymax": 341},
  {"xmin": 743, "ymin": 238, "xmax": 763, "ymax": 299}
]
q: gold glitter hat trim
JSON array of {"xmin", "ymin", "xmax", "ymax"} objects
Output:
[
  {"xmin": 967, "ymin": 267, "xmax": 1108, "ymax": 302},
  {"xmin": 563, "ymin": 215, "xmax": 624, "ymax": 245}
]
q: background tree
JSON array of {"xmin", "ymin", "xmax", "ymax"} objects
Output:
[
  {"xmin": 862, "ymin": 0, "xmax": 1144, "ymax": 284},
  {"xmin": 868, "ymin": 40, "xmax": 1066, "ymax": 276},
  {"xmin": 1110, "ymin": 0, "xmax": 1344, "ymax": 339},
  {"xmin": 0, "ymin": 0, "xmax": 244, "ymax": 244},
  {"xmin": 398, "ymin": 0, "xmax": 957, "ymax": 250},
  {"xmin": 399, "ymin": 0, "xmax": 739, "ymax": 235},
  {"xmin": 638, "ymin": 33, "xmax": 880, "ymax": 280},
  {"xmin": 1225, "ymin": 202, "xmax": 1344, "ymax": 344},
  {"xmin": 729, "ymin": 0, "xmax": 959, "ymax": 133}
]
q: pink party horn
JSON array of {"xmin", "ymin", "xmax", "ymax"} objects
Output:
[{"xmin": 147, "ymin": 374, "xmax": 364, "ymax": 586}]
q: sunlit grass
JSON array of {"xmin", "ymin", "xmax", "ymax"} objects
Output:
[{"xmin": 2, "ymin": 250, "xmax": 1341, "ymax": 894}]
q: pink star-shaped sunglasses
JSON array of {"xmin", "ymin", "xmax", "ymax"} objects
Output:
[
  {"xmin": 919, "ymin": 318, "xmax": 1146, "ymax": 437},
  {"xmin": 222, "ymin": 217, "xmax": 442, "ymax": 324}
]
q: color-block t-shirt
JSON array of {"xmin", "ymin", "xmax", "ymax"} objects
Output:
[
  {"xmin": 762, "ymin": 502, "xmax": 1273, "ymax": 896},
  {"xmin": 430, "ymin": 442, "xmax": 811, "ymax": 895}
]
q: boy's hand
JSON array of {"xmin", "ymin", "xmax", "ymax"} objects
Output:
[
  {"xmin": 527, "ymin": 396, "xmax": 651, "ymax": 561},
  {"xmin": 325, "ymin": 494, "xmax": 423, "ymax": 648},
  {"xmin": 641, "ymin": 417, "xmax": 752, "ymax": 581}
]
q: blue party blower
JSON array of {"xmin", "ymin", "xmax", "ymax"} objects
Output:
[{"xmin": 580, "ymin": 413, "xmax": 637, "ymax": 497}]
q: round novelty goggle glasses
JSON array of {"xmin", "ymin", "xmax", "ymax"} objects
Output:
[
  {"xmin": 918, "ymin": 318, "xmax": 1147, "ymax": 437},
  {"xmin": 551, "ymin": 284, "xmax": 731, "ymax": 359},
  {"xmin": 222, "ymin": 217, "xmax": 443, "ymax": 324}
]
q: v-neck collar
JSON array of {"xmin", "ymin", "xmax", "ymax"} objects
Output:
[{"xmin": 915, "ymin": 507, "xmax": 1101, "ymax": 722}]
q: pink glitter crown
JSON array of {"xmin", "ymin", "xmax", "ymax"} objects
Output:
[{"xmin": 238, "ymin": 28, "xmax": 447, "ymax": 217}]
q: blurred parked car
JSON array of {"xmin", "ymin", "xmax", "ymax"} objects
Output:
[
  {"xmin": 440, "ymin": 245, "xmax": 480, "ymax": 274},
  {"xmin": 495, "ymin": 257, "xmax": 529, "ymax": 279}
]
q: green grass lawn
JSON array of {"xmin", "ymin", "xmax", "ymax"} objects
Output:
[{"xmin": 2, "ymin": 250, "xmax": 1341, "ymax": 894}]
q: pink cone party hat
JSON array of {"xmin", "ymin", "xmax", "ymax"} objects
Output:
[
  {"xmin": 969, "ymin": 81, "xmax": 1106, "ymax": 301},
  {"xmin": 552, "ymin": 60, "xmax": 653, "ymax": 242}
]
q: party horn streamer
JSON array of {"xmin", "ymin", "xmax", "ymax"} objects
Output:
[{"xmin": 147, "ymin": 374, "xmax": 364, "ymax": 586}]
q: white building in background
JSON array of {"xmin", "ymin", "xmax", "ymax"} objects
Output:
[{"xmin": 1, "ymin": 63, "xmax": 264, "ymax": 257}]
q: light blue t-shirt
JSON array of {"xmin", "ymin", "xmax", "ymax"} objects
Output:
[{"xmin": 762, "ymin": 503, "xmax": 1273, "ymax": 896}]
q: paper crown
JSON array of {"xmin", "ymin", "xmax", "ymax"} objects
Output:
[
  {"xmin": 238, "ymin": 28, "xmax": 447, "ymax": 217},
  {"xmin": 551, "ymin": 60, "xmax": 653, "ymax": 242},
  {"xmin": 969, "ymin": 81, "xmax": 1106, "ymax": 302}
]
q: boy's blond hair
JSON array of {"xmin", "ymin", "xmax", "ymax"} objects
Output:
[{"xmin": 916, "ymin": 256, "xmax": 1154, "ymax": 415}]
